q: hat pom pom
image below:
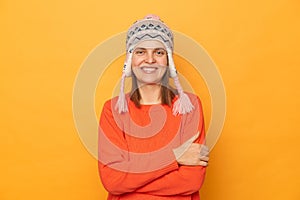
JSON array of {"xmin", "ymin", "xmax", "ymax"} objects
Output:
[
  {"xmin": 115, "ymin": 73, "xmax": 128, "ymax": 113},
  {"xmin": 144, "ymin": 14, "xmax": 160, "ymax": 20},
  {"xmin": 172, "ymin": 76, "xmax": 194, "ymax": 115}
]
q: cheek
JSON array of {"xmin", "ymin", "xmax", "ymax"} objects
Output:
[
  {"xmin": 132, "ymin": 66, "xmax": 138, "ymax": 74},
  {"xmin": 158, "ymin": 56, "xmax": 168, "ymax": 65},
  {"xmin": 131, "ymin": 56, "xmax": 142, "ymax": 67}
]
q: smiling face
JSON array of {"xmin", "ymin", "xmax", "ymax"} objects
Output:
[{"xmin": 131, "ymin": 40, "xmax": 168, "ymax": 86}]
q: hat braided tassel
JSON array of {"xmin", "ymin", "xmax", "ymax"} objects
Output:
[
  {"xmin": 172, "ymin": 75, "xmax": 194, "ymax": 115},
  {"xmin": 115, "ymin": 51, "xmax": 133, "ymax": 113},
  {"xmin": 167, "ymin": 48, "xmax": 194, "ymax": 115},
  {"xmin": 115, "ymin": 72, "xmax": 128, "ymax": 113}
]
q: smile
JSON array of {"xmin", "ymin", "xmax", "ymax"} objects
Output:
[{"xmin": 140, "ymin": 66, "xmax": 158, "ymax": 74}]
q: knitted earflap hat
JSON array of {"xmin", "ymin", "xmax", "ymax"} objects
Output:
[{"xmin": 115, "ymin": 14, "xmax": 194, "ymax": 115}]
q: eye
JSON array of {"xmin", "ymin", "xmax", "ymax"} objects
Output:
[
  {"xmin": 155, "ymin": 49, "xmax": 166, "ymax": 56},
  {"xmin": 134, "ymin": 49, "xmax": 146, "ymax": 55}
]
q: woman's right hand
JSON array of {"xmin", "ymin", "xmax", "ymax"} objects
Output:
[{"xmin": 176, "ymin": 143, "xmax": 209, "ymax": 166}]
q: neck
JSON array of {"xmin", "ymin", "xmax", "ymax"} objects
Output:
[{"xmin": 138, "ymin": 84, "xmax": 162, "ymax": 105}]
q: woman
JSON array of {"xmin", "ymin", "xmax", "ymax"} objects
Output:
[{"xmin": 98, "ymin": 14, "xmax": 209, "ymax": 200}]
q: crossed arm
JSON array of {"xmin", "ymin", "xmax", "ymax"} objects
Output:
[{"xmin": 98, "ymin": 97, "xmax": 209, "ymax": 196}]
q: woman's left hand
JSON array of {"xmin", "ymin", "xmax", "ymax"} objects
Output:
[{"xmin": 176, "ymin": 143, "xmax": 209, "ymax": 166}]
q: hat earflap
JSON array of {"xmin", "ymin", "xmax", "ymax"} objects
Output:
[
  {"xmin": 115, "ymin": 50, "xmax": 133, "ymax": 113},
  {"xmin": 167, "ymin": 48, "xmax": 194, "ymax": 115}
]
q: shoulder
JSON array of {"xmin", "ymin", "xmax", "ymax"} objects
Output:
[
  {"xmin": 101, "ymin": 94, "xmax": 133, "ymax": 113},
  {"xmin": 185, "ymin": 92, "xmax": 203, "ymax": 107},
  {"xmin": 100, "ymin": 97, "xmax": 119, "ymax": 118},
  {"xmin": 183, "ymin": 92, "xmax": 204, "ymax": 116},
  {"xmin": 102, "ymin": 96, "xmax": 117, "ymax": 109}
]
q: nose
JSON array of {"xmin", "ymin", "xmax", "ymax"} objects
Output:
[{"xmin": 145, "ymin": 51, "xmax": 155, "ymax": 64}]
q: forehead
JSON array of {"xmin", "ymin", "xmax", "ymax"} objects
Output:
[{"xmin": 134, "ymin": 40, "xmax": 166, "ymax": 49}]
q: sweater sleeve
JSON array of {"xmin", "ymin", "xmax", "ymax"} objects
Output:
[
  {"xmin": 134, "ymin": 96, "xmax": 207, "ymax": 196},
  {"xmin": 98, "ymin": 100, "xmax": 179, "ymax": 195}
]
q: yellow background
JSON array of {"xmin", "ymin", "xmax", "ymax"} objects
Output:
[{"xmin": 1, "ymin": 0, "xmax": 299, "ymax": 199}]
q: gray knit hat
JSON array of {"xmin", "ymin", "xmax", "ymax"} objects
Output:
[
  {"xmin": 115, "ymin": 14, "xmax": 194, "ymax": 115},
  {"xmin": 126, "ymin": 14, "xmax": 174, "ymax": 53}
]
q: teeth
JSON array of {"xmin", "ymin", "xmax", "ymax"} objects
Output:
[{"xmin": 141, "ymin": 67, "xmax": 157, "ymax": 73}]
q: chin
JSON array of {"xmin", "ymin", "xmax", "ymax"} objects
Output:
[{"xmin": 138, "ymin": 79, "xmax": 162, "ymax": 85}]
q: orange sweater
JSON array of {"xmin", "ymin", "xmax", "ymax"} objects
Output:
[{"xmin": 98, "ymin": 93, "xmax": 206, "ymax": 200}]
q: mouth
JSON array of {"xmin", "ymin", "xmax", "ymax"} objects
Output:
[{"xmin": 140, "ymin": 66, "xmax": 159, "ymax": 74}]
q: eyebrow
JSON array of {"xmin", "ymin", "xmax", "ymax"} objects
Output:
[{"xmin": 134, "ymin": 47, "xmax": 166, "ymax": 51}]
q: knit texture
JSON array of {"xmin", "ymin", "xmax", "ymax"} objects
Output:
[
  {"xmin": 126, "ymin": 14, "xmax": 174, "ymax": 52},
  {"xmin": 99, "ymin": 93, "xmax": 206, "ymax": 199},
  {"xmin": 115, "ymin": 14, "xmax": 194, "ymax": 115}
]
